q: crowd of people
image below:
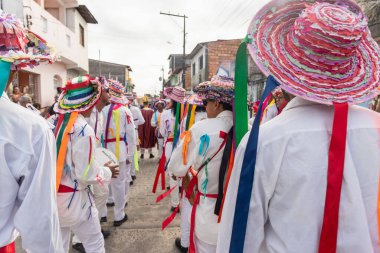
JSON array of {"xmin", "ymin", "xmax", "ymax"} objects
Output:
[{"xmin": 2, "ymin": 0, "xmax": 380, "ymax": 253}]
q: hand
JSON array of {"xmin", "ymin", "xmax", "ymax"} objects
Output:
[{"xmin": 104, "ymin": 161, "xmax": 119, "ymax": 178}]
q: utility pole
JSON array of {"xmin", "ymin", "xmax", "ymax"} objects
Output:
[
  {"xmin": 161, "ymin": 66, "xmax": 165, "ymax": 94},
  {"xmin": 160, "ymin": 12, "xmax": 188, "ymax": 89}
]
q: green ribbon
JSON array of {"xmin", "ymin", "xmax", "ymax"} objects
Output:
[
  {"xmin": 173, "ymin": 102, "xmax": 181, "ymax": 149},
  {"xmin": 56, "ymin": 113, "xmax": 71, "ymax": 155},
  {"xmin": 234, "ymin": 40, "xmax": 249, "ymax": 147},
  {"xmin": 0, "ymin": 60, "xmax": 11, "ymax": 95}
]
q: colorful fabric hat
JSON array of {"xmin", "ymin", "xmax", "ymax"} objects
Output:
[
  {"xmin": 54, "ymin": 75, "xmax": 101, "ymax": 114},
  {"xmin": 0, "ymin": 12, "xmax": 57, "ymax": 69},
  {"xmin": 108, "ymin": 79, "xmax": 125, "ymax": 104},
  {"xmin": 248, "ymin": 0, "xmax": 380, "ymax": 105},
  {"xmin": 154, "ymin": 99, "xmax": 167, "ymax": 108},
  {"xmin": 163, "ymin": 86, "xmax": 186, "ymax": 103},
  {"xmin": 194, "ymin": 75, "xmax": 234, "ymax": 105},
  {"xmin": 125, "ymin": 92, "xmax": 134, "ymax": 100},
  {"xmin": 96, "ymin": 76, "xmax": 109, "ymax": 89},
  {"xmin": 186, "ymin": 94, "xmax": 204, "ymax": 106}
]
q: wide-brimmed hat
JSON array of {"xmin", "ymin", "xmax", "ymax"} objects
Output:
[
  {"xmin": 108, "ymin": 79, "xmax": 125, "ymax": 104},
  {"xmin": 248, "ymin": 0, "xmax": 380, "ymax": 105},
  {"xmin": 54, "ymin": 75, "xmax": 101, "ymax": 114},
  {"xmin": 186, "ymin": 94, "xmax": 204, "ymax": 106},
  {"xmin": 194, "ymin": 75, "xmax": 234, "ymax": 105},
  {"xmin": 154, "ymin": 99, "xmax": 167, "ymax": 108},
  {"xmin": 163, "ymin": 86, "xmax": 186, "ymax": 103},
  {"xmin": 0, "ymin": 12, "xmax": 57, "ymax": 69}
]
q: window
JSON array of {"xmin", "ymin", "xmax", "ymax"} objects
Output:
[
  {"xmin": 66, "ymin": 35, "xmax": 71, "ymax": 47},
  {"xmin": 41, "ymin": 16, "xmax": 48, "ymax": 33},
  {"xmin": 199, "ymin": 55, "xmax": 204, "ymax": 70},
  {"xmin": 79, "ymin": 24, "xmax": 85, "ymax": 46},
  {"xmin": 192, "ymin": 63, "xmax": 196, "ymax": 76}
]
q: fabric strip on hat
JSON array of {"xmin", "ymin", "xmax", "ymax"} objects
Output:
[
  {"xmin": 229, "ymin": 75, "xmax": 279, "ymax": 253},
  {"xmin": 0, "ymin": 60, "xmax": 11, "ymax": 95}
]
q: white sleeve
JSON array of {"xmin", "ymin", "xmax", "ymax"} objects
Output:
[
  {"xmin": 168, "ymin": 130, "xmax": 196, "ymax": 177},
  {"xmin": 13, "ymin": 129, "xmax": 64, "ymax": 252},
  {"xmin": 151, "ymin": 111, "xmax": 157, "ymax": 127},
  {"xmin": 125, "ymin": 109, "xmax": 137, "ymax": 157},
  {"xmin": 136, "ymin": 108, "xmax": 145, "ymax": 126},
  {"xmin": 72, "ymin": 135, "xmax": 109, "ymax": 185}
]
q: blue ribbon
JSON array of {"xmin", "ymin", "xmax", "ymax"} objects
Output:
[
  {"xmin": 199, "ymin": 134, "xmax": 210, "ymax": 156},
  {"xmin": 229, "ymin": 75, "xmax": 279, "ymax": 253},
  {"xmin": 0, "ymin": 61, "xmax": 11, "ymax": 96}
]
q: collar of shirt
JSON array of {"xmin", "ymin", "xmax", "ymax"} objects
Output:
[
  {"xmin": 216, "ymin": 110, "xmax": 233, "ymax": 119},
  {"xmin": 1, "ymin": 91, "xmax": 9, "ymax": 100},
  {"xmin": 282, "ymin": 97, "xmax": 323, "ymax": 112}
]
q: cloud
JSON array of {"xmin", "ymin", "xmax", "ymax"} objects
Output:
[{"xmin": 80, "ymin": 0, "xmax": 270, "ymax": 95}]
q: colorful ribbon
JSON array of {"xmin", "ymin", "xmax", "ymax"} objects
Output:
[
  {"xmin": 199, "ymin": 134, "xmax": 210, "ymax": 156},
  {"xmin": 180, "ymin": 131, "xmax": 192, "ymax": 165},
  {"xmin": 55, "ymin": 112, "xmax": 78, "ymax": 192},
  {"xmin": 234, "ymin": 38, "xmax": 249, "ymax": 148},
  {"xmin": 173, "ymin": 102, "xmax": 181, "ymax": 148},
  {"xmin": 318, "ymin": 103, "xmax": 348, "ymax": 253},
  {"xmin": 188, "ymin": 105, "xmax": 197, "ymax": 129},
  {"xmin": 112, "ymin": 109, "xmax": 121, "ymax": 160},
  {"xmin": 229, "ymin": 76, "xmax": 279, "ymax": 253}
]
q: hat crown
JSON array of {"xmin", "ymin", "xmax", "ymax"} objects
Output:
[{"xmin": 290, "ymin": 2, "xmax": 367, "ymax": 60}]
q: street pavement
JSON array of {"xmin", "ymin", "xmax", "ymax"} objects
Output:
[{"xmin": 16, "ymin": 151, "xmax": 181, "ymax": 253}]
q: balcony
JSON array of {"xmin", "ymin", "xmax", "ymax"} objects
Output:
[{"xmin": 25, "ymin": 0, "xmax": 89, "ymax": 73}]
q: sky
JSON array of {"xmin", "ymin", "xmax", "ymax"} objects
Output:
[{"xmin": 80, "ymin": 0, "xmax": 270, "ymax": 96}]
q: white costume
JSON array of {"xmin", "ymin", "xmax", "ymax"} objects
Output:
[
  {"xmin": 217, "ymin": 98, "xmax": 380, "ymax": 253},
  {"xmin": 57, "ymin": 114, "xmax": 111, "ymax": 253},
  {"xmin": 261, "ymin": 103, "xmax": 278, "ymax": 124},
  {"xmin": 103, "ymin": 104, "xmax": 136, "ymax": 221},
  {"xmin": 169, "ymin": 110, "xmax": 233, "ymax": 252},
  {"xmin": 0, "ymin": 94, "xmax": 64, "ymax": 252},
  {"xmin": 160, "ymin": 109, "xmax": 180, "ymax": 208},
  {"xmin": 129, "ymin": 105, "xmax": 144, "ymax": 177},
  {"xmin": 151, "ymin": 110, "xmax": 164, "ymax": 158}
]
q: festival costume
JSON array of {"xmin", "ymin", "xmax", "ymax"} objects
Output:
[
  {"xmin": 169, "ymin": 77, "xmax": 234, "ymax": 253},
  {"xmin": 138, "ymin": 107, "xmax": 156, "ymax": 154},
  {"xmin": 103, "ymin": 80, "xmax": 136, "ymax": 222},
  {"xmin": 0, "ymin": 12, "xmax": 62, "ymax": 253},
  {"xmin": 129, "ymin": 105, "xmax": 144, "ymax": 177},
  {"xmin": 54, "ymin": 76, "xmax": 110, "ymax": 253},
  {"xmin": 151, "ymin": 100, "xmax": 167, "ymax": 158},
  {"xmin": 219, "ymin": 1, "xmax": 380, "ymax": 253}
]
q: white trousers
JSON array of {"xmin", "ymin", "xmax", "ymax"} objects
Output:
[
  {"xmin": 131, "ymin": 152, "xmax": 137, "ymax": 177},
  {"xmin": 62, "ymin": 207, "xmax": 104, "ymax": 253},
  {"xmin": 100, "ymin": 185, "xmax": 113, "ymax": 218},
  {"xmin": 157, "ymin": 138, "xmax": 164, "ymax": 158},
  {"xmin": 180, "ymin": 196, "xmax": 192, "ymax": 248},
  {"xmin": 195, "ymin": 234, "xmax": 216, "ymax": 253},
  {"xmin": 169, "ymin": 172, "xmax": 180, "ymax": 207},
  {"xmin": 124, "ymin": 159, "xmax": 133, "ymax": 203},
  {"xmin": 111, "ymin": 161, "xmax": 128, "ymax": 221}
]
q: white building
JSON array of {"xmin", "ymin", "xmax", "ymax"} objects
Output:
[{"xmin": 6, "ymin": 0, "xmax": 97, "ymax": 107}]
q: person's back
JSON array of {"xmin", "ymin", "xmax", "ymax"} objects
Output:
[
  {"xmin": 219, "ymin": 97, "xmax": 380, "ymax": 252},
  {"xmin": 0, "ymin": 94, "xmax": 63, "ymax": 252}
]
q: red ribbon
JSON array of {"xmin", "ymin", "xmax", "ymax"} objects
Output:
[
  {"xmin": 152, "ymin": 138, "xmax": 173, "ymax": 193},
  {"xmin": 0, "ymin": 242, "xmax": 15, "ymax": 253},
  {"xmin": 58, "ymin": 184, "xmax": 75, "ymax": 193},
  {"xmin": 318, "ymin": 103, "xmax": 348, "ymax": 253},
  {"xmin": 189, "ymin": 191, "xmax": 218, "ymax": 253}
]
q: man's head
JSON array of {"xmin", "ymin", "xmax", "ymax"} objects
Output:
[
  {"xmin": 203, "ymin": 99, "xmax": 232, "ymax": 118},
  {"xmin": 19, "ymin": 95, "xmax": 32, "ymax": 108},
  {"xmin": 13, "ymin": 86, "xmax": 20, "ymax": 94},
  {"xmin": 156, "ymin": 102, "xmax": 164, "ymax": 112}
]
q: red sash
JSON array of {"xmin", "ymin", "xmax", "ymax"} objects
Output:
[
  {"xmin": 57, "ymin": 184, "xmax": 75, "ymax": 193},
  {"xmin": 0, "ymin": 242, "xmax": 15, "ymax": 253}
]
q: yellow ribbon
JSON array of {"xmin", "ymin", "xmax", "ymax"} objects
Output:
[
  {"xmin": 134, "ymin": 151, "xmax": 139, "ymax": 172},
  {"xmin": 180, "ymin": 131, "xmax": 192, "ymax": 165},
  {"xmin": 112, "ymin": 109, "xmax": 121, "ymax": 160},
  {"xmin": 188, "ymin": 105, "xmax": 197, "ymax": 129}
]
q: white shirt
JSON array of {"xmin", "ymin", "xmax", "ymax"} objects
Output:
[
  {"xmin": 130, "ymin": 105, "xmax": 145, "ymax": 128},
  {"xmin": 218, "ymin": 97, "xmax": 380, "ymax": 253},
  {"xmin": 58, "ymin": 114, "xmax": 112, "ymax": 227},
  {"xmin": 102, "ymin": 104, "xmax": 137, "ymax": 161},
  {"xmin": 85, "ymin": 107, "xmax": 104, "ymax": 147},
  {"xmin": 169, "ymin": 110, "xmax": 233, "ymax": 245},
  {"xmin": 0, "ymin": 93, "xmax": 64, "ymax": 252}
]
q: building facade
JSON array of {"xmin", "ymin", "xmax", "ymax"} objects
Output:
[
  {"xmin": 89, "ymin": 59, "xmax": 133, "ymax": 92},
  {"xmin": 3, "ymin": 0, "xmax": 97, "ymax": 107},
  {"xmin": 165, "ymin": 54, "xmax": 191, "ymax": 90}
]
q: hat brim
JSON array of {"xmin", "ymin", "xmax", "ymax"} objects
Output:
[
  {"xmin": 248, "ymin": 0, "xmax": 380, "ymax": 105},
  {"xmin": 163, "ymin": 89, "xmax": 185, "ymax": 103},
  {"xmin": 54, "ymin": 83, "xmax": 102, "ymax": 114}
]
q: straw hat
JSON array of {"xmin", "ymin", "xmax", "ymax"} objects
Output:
[
  {"xmin": 108, "ymin": 79, "xmax": 125, "ymax": 104},
  {"xmin": 54, "ymin": 75, "xmax": 101, "ymax": 114},
  {"xmin": 154, "ymin": 99, "xmax": 167, "ymax": 108},
  {"xmin": 248, "ymin": 0, "xmax": 380, "ymax": 105}
]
